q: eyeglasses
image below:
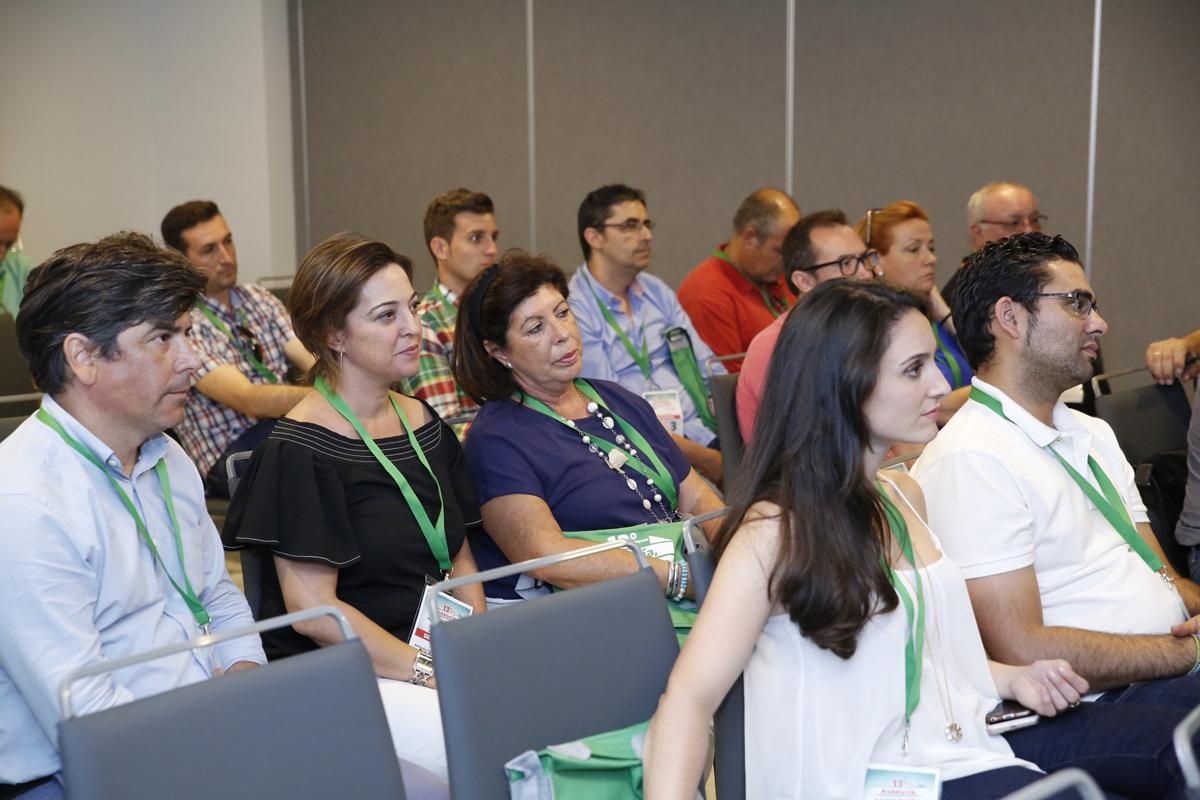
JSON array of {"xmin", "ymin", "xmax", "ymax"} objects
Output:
[
  {"xmin": 598, "ymin": 219, "xmax": 655, "ymax": 234},
  {"xmin": 1028, "ymin": 290, "xmax": 1099, "ymax": 319},
  {"xmin": 864, "ymin": 207, "xmax": 884, "ymax": 247},
  {"xmin": 978, "ymin": 213, "xmax": 1048, "ymax": 232},
  {"xmin": 803, "ymin": 249, "xmax": 880, "ymax": 277},
  {"xmin": 235, "ymin": 324, "xmax": 266, "ymax": 363}
]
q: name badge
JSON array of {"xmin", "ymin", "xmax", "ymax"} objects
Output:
[
  {"xmin": 864, "ymin": 764, "xmax": 941, "ymax": 800},
  {"xmin": 408, "ymin": 577, "xmax": 474, "ymax": 653},
  {"xmin": 642, "ymin": 389, "xmax": 684, "ymax": 435}
]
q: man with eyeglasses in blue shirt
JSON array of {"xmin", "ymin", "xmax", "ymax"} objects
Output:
[{"xmin": 568, "ymin": 184, "xmax": 725, "ymax": 485}]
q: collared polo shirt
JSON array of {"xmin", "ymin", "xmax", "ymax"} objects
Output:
[
  {"xmin": 677, "ymin": 243, "xmax": 793, "ymax": 371},
  {"xmin": 912, "ymin": 377, "xmax": 1186, "ymax": 635}
]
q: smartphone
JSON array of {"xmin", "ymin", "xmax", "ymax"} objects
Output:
[{"xmin": 985, "ymin": 700, "xmax": 1039, "ymax": 734}]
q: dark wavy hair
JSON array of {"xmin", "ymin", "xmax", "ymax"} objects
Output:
[
  {"xmin": 712, "ymin": 279, "xmax": 925, "ymax": 659},
  {"xmin": 452, "ymin": 249, "xmax": 569, "ymax": 404},
  {"xmin": 953, "ymin": 232, "xmax": 1078, "ymax": 370},
  {"xmin": 17, "ymin": 232, "xmax": 205, "ymax": 395}
]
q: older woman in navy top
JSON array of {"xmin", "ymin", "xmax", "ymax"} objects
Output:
[{"xmin": 454, "ymin": 250, "xmax": 724, "ymax": 604}]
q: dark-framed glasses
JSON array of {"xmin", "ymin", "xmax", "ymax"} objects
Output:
[
  {"xmin": 803, "ymin": 249, "xmax": 880, "ymax": 277},
  {"xmin": 1029, "ymin": 289, "xmax": 1098, "ymax": 319},
  {"xmin": 979, "ymin": 213, "xmax": 1048, "ymax": 232},
  {"xmin": 599, "ymin": 219, "xmax": 655, "ymax": 234},
  {"xmin": 235, "ymin": 324, "xmax": 266, "ymax": 363}
]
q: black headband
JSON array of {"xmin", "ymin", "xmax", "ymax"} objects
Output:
[{"xmin": 467, "ymin": 263, "xmax": 502, "ymax": 340}]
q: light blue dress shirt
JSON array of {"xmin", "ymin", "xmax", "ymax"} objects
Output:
[
  {"xmin": 0, "ymin": 397, "xmax": 265, "ymax": 783},
  {"xmin": 568, "ymin": 263, "xmax": 723, "ymax": 446}
]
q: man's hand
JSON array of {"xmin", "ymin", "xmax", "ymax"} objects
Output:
[
  {"xmin": 1146, "ymin": 335, "xmax": 1200, "ymax": 385},
  {"xmin": 1007, "ymin": 660, "xmax": 1088, "ymax": 716}
]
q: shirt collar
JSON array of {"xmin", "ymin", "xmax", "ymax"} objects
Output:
[
  {"xmin": 970, "ymin": 376, "xmax": 1088, "ymax": 451},
  {"xmin": 200, "ymin": 285, "xmax": 243, "ymax": 320},
  {"xmin": 713, "ymin": 244, "xmax": 777, "ymax": 298},
  {"xmin": 578, "ymin": 262, "xmax": 645, "ymax": 308},
  {"xmin": 41, "ymin": 395, "xmax": 169, "ymax": 478},
  {"xmin": 435, "ymin": 281, "xmax": 459, "ymax": 307}
]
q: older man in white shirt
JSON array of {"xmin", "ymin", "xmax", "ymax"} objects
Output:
[{"xmin": 0, "ymin": 233, "xmax": 264, "ymax": 798}]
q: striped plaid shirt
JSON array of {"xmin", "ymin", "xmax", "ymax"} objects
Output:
[
  {"xmin": 398, "ymin": 283, "xmax": 478, "ymax": 439},
  {"xmin": 178, "ymin": 284, "xmax": 296, "ymax": 478}
]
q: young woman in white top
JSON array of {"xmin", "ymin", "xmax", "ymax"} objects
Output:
[{"xmin": 645, "ymin": 280, "xmax": 1187, "ymax": 799}]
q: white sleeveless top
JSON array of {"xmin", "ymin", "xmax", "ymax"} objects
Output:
[{"xmin": 743, "ymin": 476, "xmax": 1037, "ymax": 798}]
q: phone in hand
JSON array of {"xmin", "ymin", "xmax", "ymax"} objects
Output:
[{"xmin": 985, "ymin": 700, "xmax": 1039, "ymax": 734}]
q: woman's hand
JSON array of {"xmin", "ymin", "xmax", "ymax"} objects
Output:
[{"xmin": 1004, "ymin": 660, "xmax": 1089, "ymax": 717}]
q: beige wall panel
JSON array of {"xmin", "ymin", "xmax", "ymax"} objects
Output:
[
  {"xmin": 1090, "ymin": 1, "xmax": 1200, "ymax": 371},
  {"xmin": 792, "ymin": 0, "xmax": 1093, "ymax": 281},
  {"xmin": 532, "ymin": 0, "xmax": 788, "ymax": 286},
  {"xmin": 300, "ymin": 0, "xmax": 530, "ymax": 288}
]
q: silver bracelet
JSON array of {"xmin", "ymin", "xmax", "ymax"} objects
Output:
[
  {"xmin": 665, "ymin": 559, "xmax": 679, "ymax": 598},
  {"xmin": 410, "ymin": 648, "xmax": 435, "ymax": 687},
  {"xmin": 671, "ymin": 560, "xmax": 689, "ymax": 603}
]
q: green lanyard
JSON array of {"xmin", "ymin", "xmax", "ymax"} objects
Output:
[
  {"xmin": 313, "ymin": 378, "xmax": 453, "ymax": 575},
  {"xmin": 663, "ymin": 328, "xmax": 719, "ymax": 434},
  {"xmin": 520, "ymin": 379, "xmax": 679, "ymax": 510},
  {"xmin": 195, "ymin": 301, "xmax": 280, "ymax": 384},
  {"xmin": 713, "ymin": 248, "xmax": 789, "ymax": 318},
  {"xmin": 36, "ymin": 409, "xmax": 212, "ymax": 633},
  {"xmin": 879, "ymin": 487, "xmax": 925, "ymax": 748},
  {"xmin": 582, "ymin": 269, "xmax": 652, "ymax": 381},
  {"xmin": 930, "ymin": 320, "xmax": 964, "ymax": 389},
  {"xmin": 970, "ymin": 386, "xmax": 1173, "ymax": 585}
]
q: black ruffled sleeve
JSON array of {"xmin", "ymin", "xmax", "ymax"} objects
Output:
[{"xmin": 222, "ymin": 438, "xmax": 361, "ymax": 568}]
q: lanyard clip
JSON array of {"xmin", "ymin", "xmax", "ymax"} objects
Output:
[
  {"xmin": 901, "ymin": 721, "xmax": 910, "ymax": 757},
  {"xmin": 1160, "ymin": 568, "xmax": 1176, "ymax": 587},
  {"xmin": 198, "ymin": 623, "xmax": 213, "ymax": 639}
]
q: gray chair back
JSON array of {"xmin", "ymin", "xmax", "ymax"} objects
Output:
[
  {"xmin": 0, "ymin": 415, "xmax": 25, "ymax": 442},
  {"xmin": 710, "ymin": 372, "xmax": 742, "ymax": 489},
  {"xmin": 999, "ymin": 767, "xmax": 1105, "ymax": 800},
  {"xmin": 686, "ymin": 545, "xmax": 745, "ymax": 800},
  {"xmin": 1174, "ymin": 702, "xmax": 1200, "ymax": 799},
  {"xmin": 59, "ymin": 607, "xmax": 405, "ymax": 800},
  {"xmin": 429, "ymin": 542, "xmax": 676, "ymax": 800},
  {"xmin": 1093, "ymin": 379, "xmax": 1191, "ymax": 465}
]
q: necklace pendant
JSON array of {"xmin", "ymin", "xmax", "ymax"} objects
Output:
[
  {"xmin": 607, "ymin": 450, "xmax": 628, "ymax": 469},
  {"xmin": 945, "ymin": 722, "xmax": 963, "ymax": 743}
]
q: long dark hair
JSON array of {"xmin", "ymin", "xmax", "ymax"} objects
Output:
[{"xmin": 713, "ymin": 280, "xmax": 925, "ymax": 659}]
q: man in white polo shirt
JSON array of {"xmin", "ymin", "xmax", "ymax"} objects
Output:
[{"xmin": 913, "ymin": 232, "xmax": 1200, "ymax": 708}]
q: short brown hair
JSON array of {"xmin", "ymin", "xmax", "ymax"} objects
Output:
[
  {"xmin": 289, "ymin": 232, "xmax": 413, "ymax": 386},
  {"xmin": 161, "ymin": 200, "xmax": 221, "ymax": 252},
  {"xmin": 422, "ymin": 189, "xmax": 495, "ymax": 264},
  {"xmin": 452, "ymin": 249, "xmax": 568, "ymax": 404}
]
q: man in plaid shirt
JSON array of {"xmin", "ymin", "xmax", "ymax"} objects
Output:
[
  {"xmin": 162, "ymin": 201, "xmax": 314, "ymax": 496},
  {"xmin": 398, "ymin": 189, "xmax": 499, "ymax": 438}
]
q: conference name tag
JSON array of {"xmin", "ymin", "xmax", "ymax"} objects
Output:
[
  {"xmin": 863, "ymin": 764, "xmax": 941, "ymax": 800},
  {"xmin": 408, "ymin": 578, "xmax": 474, "ymax": 653},
  {"xmin": 642, "ymin": 389, "xmax": 684, "ymax": 435}
]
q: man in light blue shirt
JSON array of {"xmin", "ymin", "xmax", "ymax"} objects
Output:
[
  {"xmin": 0, "ymin": 185, "xmax": 32, "ymax": 317},
  {"xmin": 568, "ymin": 184, "xmax": 724, "ymax": 485},
  {"xmin": 0, "ymin": 233, "xmax": 266, "ymax": 797}
]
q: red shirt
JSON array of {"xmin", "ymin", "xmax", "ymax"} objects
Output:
[{"xmin": 677, "ymin": 244, "xmax": 793, "ymax": 372}]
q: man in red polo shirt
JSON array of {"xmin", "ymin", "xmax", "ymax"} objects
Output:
[{"xmin": 677, "ymin": 188, "xmax": 799, "ymax": 371}]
